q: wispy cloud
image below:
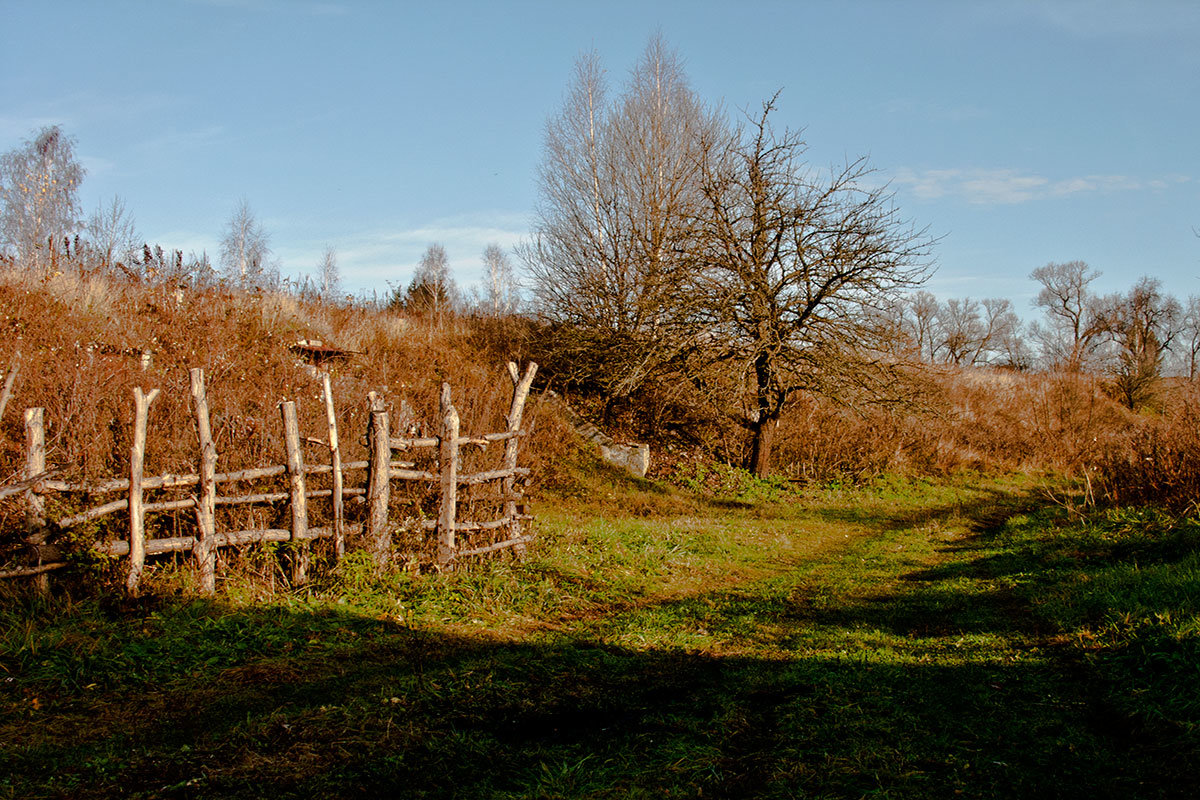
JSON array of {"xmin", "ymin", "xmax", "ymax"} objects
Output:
[
  {"xmin": 282, "ymin": 213, "xmax": 530, "ymax": 293},
  {"xmin": 891, "ymin": 168, "xmax": 1190, "ymax": 205}
]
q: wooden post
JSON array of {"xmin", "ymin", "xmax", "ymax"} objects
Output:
[
  {"xmin": 280, "ymin": 400, "xmax": 309, "ymax": 585},
  {"xmin": 0, "ymin": 354, "xmax": 19, "ymax": 425},
  {"xmin": 126, "ymin": 387, "xmax": 160, "ymax": 595},
  {"xmin": 321, "ymin": 374, "xmax": 345, "ymax": 560},
  {"xmin": 24, "ymin": 407, "xmax": 48, "ymax": 594},
  {"xmin": 437, "ymin": 383, "xmax": 460, "ymax": 570},
  {"xmin": 189, "ymin": 368, "xmax": 217, "ymax": 595},
  {"xmin": 503, "ymin": 362, "xmax": 537, "ymax": 554},
  {"xmin": 24, "ymin": 408, "xmax": 46, "ymax": 535},
  {"xmin": 366, "ymin": 406, "xmax": 391, "ymax": 568}
]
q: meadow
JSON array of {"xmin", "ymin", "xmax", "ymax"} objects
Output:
[
  {"xmin": 3, "ymin": 468, "xmax": 1199, "ymax": 798},
  {"xmin": 2, "ymin": 268, "xmax": 1198, "ymax": 798}
]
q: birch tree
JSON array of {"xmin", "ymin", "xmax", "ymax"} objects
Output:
[
  {"xmin": 521, "ymin": 36, "xmax": 723, "ymax": 400},
  {"xmin": 482, "ymin": 242, "xmax": 517, "ymax": 316},
  {"xmin": 0, "ymin": 126, "xmax": 86, "ymax": 271},
  {"xmin": 219, "ymin": 198, "xmax": 272, "ymax": 288}
]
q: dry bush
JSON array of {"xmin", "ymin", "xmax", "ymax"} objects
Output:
[
  {"xmin": 771, "ymin": 395, "xmax": 917, "ymax": 482},
  {"xmin": 0, "ymin": 264, "xmax": 542, "ymax": 572},
  {"xmin": 1093, "ymin": 384, "xmax": 1200, "ymax": 513},
  {"xmin": 928, "ymin": 369, "xmax": 1131, "ymax": 474}
]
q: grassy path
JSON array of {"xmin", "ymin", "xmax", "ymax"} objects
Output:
[{"xmin": 2, "ymin": 475, "xmax": 1197, "ymax": 798}]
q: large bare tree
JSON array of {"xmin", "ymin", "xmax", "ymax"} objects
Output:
[
  {"xmin": 404, "ymin": 243, "xmax": 458, "ymax": 324},
  {"xmin": 481, "ymin": 242, "xmax": 517, "ymax": 316},
  {"xmin": 690, "ymin": 97, "xmax": 932, "ymax": 475},
  {"xmin": 521, "ymin": 36, "xmax": 723, "ymax": 401},
  {"xmin": 0, "ymin": 126, "xmax": 86, "ymax": 271}
]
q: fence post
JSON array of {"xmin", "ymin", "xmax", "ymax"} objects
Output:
[
  {"xmin": 126, "ymin": 387, "xmax": 160, "ymax": 595},
  {"xmin": 189, "ymin": 369, "xmax": 217, "ymax": 594},
  {"xmin": 24, "ymin": 407, "xmax": 48, "ymax": 594},
  {"xmin": 503, "ymin": 362, "xmax": 537, "ymax": 554},
  {"xmin": 321, "ymin": 374, "xmax": 345, "ymax": 560},
  {"xmin": 437, "ymin": 383, "xmax": 460, "ymax": 570},
  {"xmin": 366, "ymin": 404, "xmax": 391, "ymax": 568},
  {"xmin": 0, "ymin": 354, "xmax": 19, "ymax": 424},
  {"xmin": 280, "ymin": 400, "xmax": 309, "ymax": 585}
]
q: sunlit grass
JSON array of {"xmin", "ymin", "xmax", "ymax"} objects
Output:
[{"xmin": 3, "ymin": 472, "xmax": 1198, "ymax": 798}]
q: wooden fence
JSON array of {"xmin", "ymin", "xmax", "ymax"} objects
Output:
[{"xmin": 0, "ymin": 361, "xmax": 538, "ymax": 593}]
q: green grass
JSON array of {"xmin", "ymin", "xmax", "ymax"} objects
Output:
[{"xmin": 2, "ymin": 473, "xmax": 1198, "ymax": 798}]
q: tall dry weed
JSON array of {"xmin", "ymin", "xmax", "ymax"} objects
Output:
[{"xmin": 0, "ymin": 265, "xmax": 542, "ymax": 571}]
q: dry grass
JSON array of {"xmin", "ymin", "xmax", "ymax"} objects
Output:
[{"xmin": 0, "ymin": 264, "xmax": 540, "ymax": 579}]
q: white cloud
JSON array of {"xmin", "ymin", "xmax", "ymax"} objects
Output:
[
  {"xmin": 282, "ymin": 213, "xmax": 530, "ymax": 295},
  {"xmin": 892, "ymin": 167, "xmax": 1186, "ymax": 205}
]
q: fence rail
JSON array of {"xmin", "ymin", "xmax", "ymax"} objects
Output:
[{"xmin": 0, "ymin": 361, "xmax": 538, "ymax": 593}]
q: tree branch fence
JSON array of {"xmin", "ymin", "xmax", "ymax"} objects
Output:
[{"xmin": 0, "ymin": 361, "xmax": 537, "ymax": 594}]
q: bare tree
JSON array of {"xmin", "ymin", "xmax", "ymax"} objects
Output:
[
  {"xmin": 481, "ymin": 242, "xmax": 517, "ymax": 316},
  {"xmin": 901, "ymin": 290, "xmax": 940, "ymax": 362},
  {"xmin": 936, "ymin": 297, "xmax": 985, "ymax": 365},
  {"xmin": 404, "ymin": 243, "xmax": 457, "ymax": 323},
  {"xmin": 219, "ymin": 198, "xmax": 272, "ymax": 288},
  {"xmin": 85, "ymin": 195, "xmax": 140, "ymax": 273},
  {"xmin": 1030, "ymin": 260, "xmax": 1108, "ymax": 371},
  {"xmin": 520, "ymin": 36, "xmax": 723, "ymax": 400},
  {"xmin": 1101, "ymin": 276, "xmax": 1182, "ymax": 410},
  {"xmin": 317, "ymin": 245, "xmax": 341, "ymax": 301},
  {"xmin": 1179, "ymin": 295, "xmax": 1200, "ymax": 381},
  {"xmin": 0, "ymin": 125, "xmax": 86, "ymax": 271},
  {"xmin": 690, "ymin": 97, "xmax": 932, "ymax": 475}
]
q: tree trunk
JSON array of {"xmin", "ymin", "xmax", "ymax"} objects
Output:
[
  {"xmin": 746, "ymin": 352, "xmax": 780, "ymax": 477},
  {"xmin": 746, "ymin": 414, "xmax": 778, "ymax": 477}
]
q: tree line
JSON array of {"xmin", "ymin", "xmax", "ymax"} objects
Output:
[
  {"xmin": 0, "ymin": 126, "xmax": 518, "ymax": 315},
  {"xmin": 894, "ymin": 262, "xmax": 1199, "ymax": 410}
]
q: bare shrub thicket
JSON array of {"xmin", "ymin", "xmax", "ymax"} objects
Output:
[
  {"xmin": 1093, "ymin": 384, "xmax": 1200, "ymax": 513},
  {"xmin": 0, "ymin": 263, "xmax": 542, "ymax": 574}
]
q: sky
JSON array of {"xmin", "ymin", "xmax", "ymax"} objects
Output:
[{"xmin": 2, "ymin": 0, "xmax": 1198, "ymax": 311}]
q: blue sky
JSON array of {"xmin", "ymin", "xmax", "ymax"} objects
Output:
[{"xmin": 2, "ymin": 0, "xmax": 1197, "ymax": 310}]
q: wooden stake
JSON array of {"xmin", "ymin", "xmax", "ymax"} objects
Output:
[
  {"xmin": 0, "ymin": 353, "xmax": 19, "ymax": 425},
  {"xmin": 437, "ymin": 383, "xmax": 460, "ymax": 570},
  {"xmin": 366, "ymin": 407, "xmax": 391, "ymax": 568},
  {"xmin": 321, "ymin": 374, "xmax": 345, "ymax": 560},
  {"xmin": 126, "ymin": 387, "xmax": 160, "ymax": 595},
  {"xmin": 189, "ymin": 368, "xmax": 217, "ymax": 594},
  {"xmin": 281, "ymin": 400, "xmax": 309, "ymax": 585},
  {"xmin": 24, "ymin": 407, "xmax": 46, "ymax": 536},
  {"xmin": 24, "ymin": 407, "xmax": 48, "ymax": 594},
  {"xmin": 503, "ymin": 362, "xmax": 537, "ymax": 555}
]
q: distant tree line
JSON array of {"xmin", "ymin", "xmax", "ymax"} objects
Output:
[
  {"xmin": 893, "ymin": 260, "xmax": 1198, "ymax": 410},
  {"xmin": 0, "ymin": 124, "xmax": 524, "ymax": 316}
]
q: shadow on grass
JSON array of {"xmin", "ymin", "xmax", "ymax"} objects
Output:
[
  {"xmin": 3, "ymin": 592, "xmax": 1196, "ymax": 800},
  {"xmin": 4, "ymin": 488, "xmax": 1197, "ymax": 799}
]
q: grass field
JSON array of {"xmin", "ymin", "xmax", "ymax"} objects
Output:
[{"xmin": 2, "ymin": 473, "xmax": 1198, "ymax": 798}]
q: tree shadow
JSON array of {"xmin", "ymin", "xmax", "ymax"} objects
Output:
[{"xmin": 5, "ymin": 578, "xmax": 1196, "ymax": 800}]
